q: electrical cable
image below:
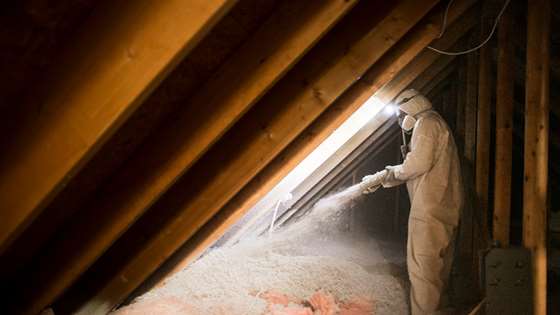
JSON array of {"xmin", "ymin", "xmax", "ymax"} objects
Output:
[
  {"xmin": 427, "ymin": 0, "xmax": 511, "ymax": 56},
  {"xmin": 436, "ymin": 0, "xmax": 455, "ymax": 39}
]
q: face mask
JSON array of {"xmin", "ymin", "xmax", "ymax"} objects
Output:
[{"xmin": 401, "ymin": 115, "xmax": 416, "ymax": 132}]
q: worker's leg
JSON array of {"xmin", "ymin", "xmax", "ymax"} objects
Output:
[{"xmin": 407, "ymin": 217, "xmax": 456, "ymax": 315}]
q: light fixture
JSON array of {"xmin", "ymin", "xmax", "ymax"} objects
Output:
[{"xmin": 383, "ymin": 104, "xmax": 397, "ymax": 116}]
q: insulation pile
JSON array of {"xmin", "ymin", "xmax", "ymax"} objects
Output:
[{"xmin": 114, "ymin": 184, "xmax": 407, "ymax": 315}]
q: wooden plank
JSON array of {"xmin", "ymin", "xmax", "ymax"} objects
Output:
[
  {"xmin": 475, "ymin": 35, "xmax": 492, "ymax": 245},
  {"xmin": 0, "ymin": 0, "xmax": 236, "ymax": 254},
  {"xmin": 493, "ymin": 5, "xmax": 514, "ymax": 246},
  {"xmin": 13, "ymin": 2, "xmax": 360, "ymax": 314},
  {"xmin": 523, "ymin": 0, "xmax": 550, "ymax": 314},
  {"xmin": 73, "ymin": 1, "xmax": 439, "ymax": 313},
  {"xmin": 154, "ymin": 0, "xmax": 478, "ymax": 282}
]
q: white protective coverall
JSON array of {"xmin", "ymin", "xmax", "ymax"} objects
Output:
[{"xmin": 382, "ymin": 89, "xmax": 463, "ymax": 315}]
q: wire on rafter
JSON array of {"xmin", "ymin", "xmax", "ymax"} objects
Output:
[{"xmin": 427, "ymin": 0, "xmax": 511, "ymax": 56}]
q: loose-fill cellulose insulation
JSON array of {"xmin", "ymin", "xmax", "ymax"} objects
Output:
[{"xmin": 114, "ymin": 184, "xmax": 407, "ymax": 315}]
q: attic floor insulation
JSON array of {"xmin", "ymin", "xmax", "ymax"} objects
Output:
[{"xmin": 113, "ymin": 186, "xmax": 408, "ymax": 315}]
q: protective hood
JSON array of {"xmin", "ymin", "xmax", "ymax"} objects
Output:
[{"xmin": 396, "ymin": 89, "xmax": 432, "ymax": 116}]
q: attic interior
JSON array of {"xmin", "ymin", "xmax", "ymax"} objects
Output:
[{"xmin": 0, "ymin": 0, "xmax": 558, "ymax": 314}]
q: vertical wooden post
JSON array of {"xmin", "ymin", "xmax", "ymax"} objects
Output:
[
  {"xmin": 524, "ymin": 0, "xmax": 550, "ymax": 314},
  {"xmin": 461, "ymin": 34, "xmax": 478, "ymax": 267},
  {"xmin": 493, "ymin": 4, "xmax": 513, "ymax": 246},
  {"xmin": 464, "ymin": 34, "xmax": 478, "ymax": 165},
  {"xmin": 475, "ymin": 39, "xmax": 491, "ymax": 244},
  {"xmin": 455, "ymin": 57, "xmax": 466, "ymax": 153}
]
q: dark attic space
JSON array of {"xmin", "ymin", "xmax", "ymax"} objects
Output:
[{"xmin": 0, "ymin": 0, "xmax": 558, "ymax": 314}]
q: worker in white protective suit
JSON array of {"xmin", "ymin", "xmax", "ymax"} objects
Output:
[{"xmin": 360, "ymin": 89, "xmax": 463, "ymax": 315}]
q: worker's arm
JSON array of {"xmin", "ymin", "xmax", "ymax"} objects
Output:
[{"xmin": 382, "ymin": 117, "xmax": 438, "ymax": 187}]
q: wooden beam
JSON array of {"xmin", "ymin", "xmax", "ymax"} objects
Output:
[
  {"xmin": 71, "ymin": 1, "xmax": 439, "ymax": 313},
  {"xmin": 523, "ymin": 0, "xmax": 550, "ymax": 314},
  {"xmin": 154, "ymin": 0, "xmax": 478, "ymax": 283},
  {"xmin": 493, "ymin": 5, "xmax": 514, "ymax": 246},
  {"xmin": 0, "ymin": 0, "xmax": 236, "ymax": 254},
  {"xmin": 475, "ymin": 32, "xmax": 492, "ymax": 245},
  {"xmin": 13, "ymin": 2, "xmax": 360, "ymax": 314}
]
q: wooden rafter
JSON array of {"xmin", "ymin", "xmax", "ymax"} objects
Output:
[{"xmin": 0, "ymin": 0, "xmax": 236, "ymax": 255}]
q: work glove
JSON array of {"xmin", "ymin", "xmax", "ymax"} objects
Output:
[
  {"xmin": 360, "ymin": 170, "xmax": 387, "ymax": 194},
  {"xmin": 381, "ymin": 165, "xmax": 401, "ymax": 187}
]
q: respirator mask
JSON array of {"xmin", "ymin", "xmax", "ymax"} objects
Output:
[{"xmin": 397, "ymin": 110, "xmax": 417, "ymax": 133}]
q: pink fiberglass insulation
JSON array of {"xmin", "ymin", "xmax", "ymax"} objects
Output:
[{"xmin": 262, "ymin": 290, "xmax": 374, "ymax": 315}]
